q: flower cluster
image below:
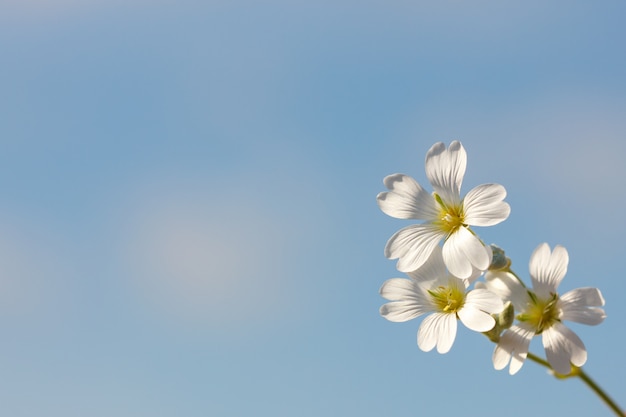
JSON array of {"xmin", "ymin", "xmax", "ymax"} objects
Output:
[
  {"xmin": 377, "ymin": 141, "xmax": 606, "ymax": 376},
  {"xmin": 483, "ymin": 243, "xmax": 606, "ymax": 375}
]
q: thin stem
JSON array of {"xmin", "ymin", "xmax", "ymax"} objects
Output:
[
  {"xmin": 526, "ymin": 352, "xmax": 550, "ymax": 368},
  {"xmin": 578, "ymin": 368, "xmax": 624, "ymax": 417},
  {"xmin": 526, "ymin": 352, "xmax": 624, "ymax": 417},
  {"xmin": 505, "ymin": 267, "xmax": 527, "ymax": 289}
]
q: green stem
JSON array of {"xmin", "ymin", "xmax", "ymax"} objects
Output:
[
  {"xmin": 526, "ymin": 352, "xmax": 550, "ymax": 368},
  {"xmin": 526, "ymin": 353, "xmax": 624, "ymax": 416},
  {"xmin": 578, "ymin": 368, "xmax": 624, "ymax": 417},
  {"xmin": 504, "ymin": 267, "xmax": 527, "ymax": 289}
]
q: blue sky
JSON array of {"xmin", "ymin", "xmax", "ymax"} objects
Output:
[{"xmin": 1, "ymin": 1, "xmax": 625, "ymax": 416}]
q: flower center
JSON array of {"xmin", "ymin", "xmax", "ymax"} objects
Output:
[
  {"xmin": 517, "ymin": 292, "xmax": 560, "ymax": 333},
  {"xmin": 428, "ymin": 281, "xmax": 466, "ymax": 314},
  {"xmin": 433, "ymin": 193, "xmax": 465, "ymax": 235}
]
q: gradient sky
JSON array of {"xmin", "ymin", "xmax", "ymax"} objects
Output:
[{"xmin": 1, "ymin": 1, "xmax": 625, "ymax": 416}]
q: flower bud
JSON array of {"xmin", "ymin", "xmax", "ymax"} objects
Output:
[
  {"xmin": 497, "ymin": 301, "xmax": 515, "ymax": 330},
  {"xmin": 488, "ymin": 244, "xmax": 510, "ymax": 270},
  {"xmin": 483, "ymin": 302, "xmax": 515, "ymax": 343}
]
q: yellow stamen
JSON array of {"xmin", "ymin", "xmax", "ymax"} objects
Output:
[
  {"xmin": 433, "ymin": 193, "xmax": 465, "ymax": 235},
  {"xmin": 428, "ymin": 282, "xmax": 466, "ymax": 314},
  {"xmin": 517, "ymin": 292, "xmax": 560, "ymax": 333}
]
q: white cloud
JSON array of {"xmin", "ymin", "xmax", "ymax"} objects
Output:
[{"xmin": 119, "ymin": 185, "xmax": 293, "ymax": 327}]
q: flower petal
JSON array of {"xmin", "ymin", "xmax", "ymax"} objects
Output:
[
  {"xmin": 458, "ymin": 307, "xmax": 496, "ymax": 332},
  {"xmin": 380, "ymin": 301, "xmax": 426, "ymax": 322},
  {"xmin": 492, "ymin": 324, "xmax": 535, "ymax": 375},
  {"xmin": 377, "ymin": 174, "xmax": 440, "ymax": 220},
  {"xmin": 442, "ymin": 234, "xmax": 471, "ymax": 279},
  {"xmin": 417, "ymin": 312, "xmax": 457, "ymax": 354},
  {"xmin": 464, "ymin": 243, "xmax": 492, "ymax": 285},
  {"xmin": 380, "ymin": 278, "xmax": 423, "ymax": 301},
  {"xmin": 407, "ymin": 245, "xmax": 447, "ymax": 283},
  {"xmin": 442, "ymin": 226, "xmax": 490, "ymax": 279},
  {"xmin": 464, "ymin": 288, "xmax": 504, "ymax": 314},
  {"xmin": 560, "ymin": 287, "xmax": 605, "ymax": 307},
  {"xmin": 542, "ymin": 323, "xmax": 587, "ymax": 375},
  {"xmin": 380, "ymin": 276, "xmax": 432, "ymax": 305},
  {"xmin": 483, "ymin": 270, "xmax": 529, "ymax": 312},
  {"xmin": 463, "ymin": 184, "xmax": 511, "ymax": 227},
  {"xmin": 384, "ymin": 224, "xmax": 444, "ymax": 273},
  {"xmin": 425, "ymin": 141, "xmax": 466, "ymax": 206},
  {"xmin": 559, "ymin": 288, "xmax": 606, "ymax": 325},
  {"xmin": 379, "ymin": 278, "xmax": 436, "ymax": 322},
  {"xmin": 529, "ymin": 243, "xmax": 569, "ymax": 297}
]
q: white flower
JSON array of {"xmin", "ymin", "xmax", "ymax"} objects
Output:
[
  {"xmin": 379, "ymin": 247, "xmax": 504, "ymax": 353},
  {"xmin": 484, "ymin": 243, "xmax": 606, "ymax": 375},
  {"xmin": 377, "ymin": 141, "xmax": 510, "ymax": 279}
]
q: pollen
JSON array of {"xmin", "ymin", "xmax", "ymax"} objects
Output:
[
  {"xmin": 428, "ymin": 281, "xmax": 466, "ymax": 314},
  {"xmin": 433, "ymin": 193, "xmax": 465, "ymax": 235},
  {"xmin": 518, "ymin": 292, "xmax": 560, "ymax": 333}
]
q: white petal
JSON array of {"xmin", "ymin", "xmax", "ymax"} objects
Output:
[
  {"xmin": 384, "ymin": 224, "xmax": 444, "ymax": 273},
  {"xmin": 417, "ymin": 312, "xmax": 457, "ymax": 354},
  {"xmin": 458, "ymin": 229, "xmax": 491, "ymax": 271},
  {"xmin": 458, "ymin": 308, "xmax": 496, "ymax": 332},
  {"xmin": 442, "ymin": 232, "xmax": 471, "ymax": 279},
  {"xmin": 483, "ymin": 270, "xmax": 529, "ymax": 312},
  {"xmin": 560, "ymin": 287, "xmax": 605, "ymax": 307},
  {"xmin": 442, "ymin": 226, "xmax": 490, "ymax": 279},
  {"xmin": 464, "ymin": 244, "xmax": 492, "ymax": 285},
  {"xmin": 425, "ymin": 141, "xmax": 466, "ymax": 206},
  {"xmin": 561, "ymin": 306, "xmax": 606, "ymax": 325},
  {"xmin": 463, "ymin": 184, "xmax": 511, "ymax": 227},
  {"xmin": 492, "ymin": 324, "xmax": 535, "ymax": 375},
  {"xmin": 465, "ymin": 288, "xmax": 505, "ymax": 314},
  {"xmin": 406, "ymin": 245, "xmax": 447, "ymax": 282},
  {"xmin": 379, "ymin": 278, "xmax": 433, "ymax": 307},
  {"xmin": 542, "ymin": 323, "xmax": 587, "ymax": 375},
  {"xmin": 380, "ymin": 301, "xmax": 427, "ymax": 322},
  {"xmin": 529, "ymin": 243, "xmax": 569, "ymax": 297},
  {"xmin": 559, "ymin": 288, "xmax": 606, "ymax": 325},
  {"xmin": 380, "ymin": 278, "xmax": 422, "ymax": 301},
  {"xmin": 377, "ymin": 174, "xmax": 440, "ymax": 220},
  {"xmin": 416, "ymin": 314, "xmax": 437, "ymax": 352},
  {"xmin": 379, "ymin": 278, "xmax": 434, "ymax": 322}
]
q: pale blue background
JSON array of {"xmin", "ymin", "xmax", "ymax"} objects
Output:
[{"xmin": 0, "ymin": 1, "xmax": 624, "ymax": 416}]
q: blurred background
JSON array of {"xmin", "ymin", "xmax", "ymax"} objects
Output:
[{"xmin": 0, "ymin": 1, "xmax": 625, "ymax": 416}]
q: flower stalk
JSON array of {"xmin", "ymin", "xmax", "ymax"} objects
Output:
[{"xmin": 525, "ymin": 353, "xmax": 624, "ymax": 417}]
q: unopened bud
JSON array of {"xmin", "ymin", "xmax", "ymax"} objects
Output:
[
  {"xmin": 497, "ymin": 301, "xmax": 515, "ymax": 330},
  {"xmin": 483, "ymin": 324, "xmax": 501, "ymax": 343},
  {"xmin": 489, "ymin": 244, "xmax": 510, "ymax": 270},
  {"xmin": 483, "ymin": 301, "xmax": 515, "ymax": 343}
]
